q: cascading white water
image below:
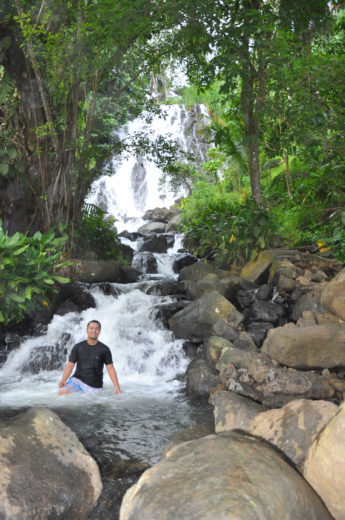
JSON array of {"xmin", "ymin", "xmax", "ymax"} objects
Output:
[{"xmin": 86, "ymin": 104, "xmax": 210, "ymax": 232}]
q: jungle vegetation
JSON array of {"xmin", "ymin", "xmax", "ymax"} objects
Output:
[{"xmin": 1, "ymin": 0, "xmax": 345, "ymax": 323}]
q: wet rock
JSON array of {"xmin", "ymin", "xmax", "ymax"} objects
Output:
[
  {"xmin": 0, "ymin": 408, "xmax": 102, "ymax": 520},
  {"xmin": 262, "ymin": 323, "xmax": 345, "ymax": 369},
  {"xmin": 172, "ymin": 253, "xmax": 198, "ymax": 273},
  {"xmin": 142, "ymin": 207, "xmax": 179, "ymax": 223},
  {"xmin": 250, "ymin": 399, "xmax": 338, "ymax": 469},
  {"xmin": 168, "ymin": 290, "xmax": 244, "ymax": 342},
  {"xmin": 186, "ymin": 356, "xmax": 221, "ymax": 401},
  {"xmin": 304, "ymin": 399, "xmax": 345, "ymax": 520},
  {"xmin": 60, "ymin": 260, "xmax": 121, "ymax": 283},
  {"xmin": 121, "ymin": 243, "xmax": 134, "ymax": 263},
  {"xmin": 178, "ymin": 261, "xmax": 231, "ymax": 282},
  {"xmin": 166, "ymin": 213, "xmax": 182, "ymax": 232},
  {"xmin": 145, "ymin": 280, "xmax": 179, "ymax": 296},
  {"xmin": 182, "ymin": 341, "xmax": 200, "ymax": 358},
  {"xmin": 236, "ymin": 288, "xmax": 257, "ymax": 309},
  {"xmin": 55, "ymin": 282, "xmax": 96, "ymax": 311},
  {"xmin": 120, "ymin": 431, "xmax": 333, "ymax": 520},
  {"xmin": 211, "ymin": 390, "xmax": 267, "ymax": 433},
  {"xmin": 256, "ymin": 283, "xmax": 273, "ymax": 300},
  {"xmin": 139, "ymin": 235, "xmax": 169, "ymax": 253},
  {"xmin": 246, "ymin": 321, "xmax": 275, "ymax": 347},
  {"xmin": 137, "ymin": 221, "xmax": 166, "ymax": 236},
  {"xmin": 21, "ymin": 334, "xmax": 70, "ymax": 373},
  {"xmin": 118, "ymin": 266, "xmax": 141, "ymax": 283},
  {"xmin": 55, "ymin": 300, "xmax": 79, "ymax": 316},
  {"xmin": 248, "ymin": 300, "xmax": 285, "ymax": 324},
  {"xmin": 118, "ymin": 231, "xmax": 142, "ymax": 242},
  {"xmin": 151, "ymin": 300, "xmax": 189, "ymax": 328},
  {"xmin": 132, "ymin": 252, "xmax": 158, "ymax": 274}
]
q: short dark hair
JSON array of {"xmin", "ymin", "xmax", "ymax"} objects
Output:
[{"xmin": 87, "ymin": 320, "xmax": 101, "ymax": 329}]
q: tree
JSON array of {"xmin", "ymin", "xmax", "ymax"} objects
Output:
[
  {"xmin": 0, "ymin": 0, "xmax": 166, "ymax": 236},
  {"xmin": 167, "ymin": 0, "xmax": 331, "ymax": 205}
]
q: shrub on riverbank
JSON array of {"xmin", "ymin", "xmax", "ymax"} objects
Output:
[{"xmin": 0, "ymin": 222, "xmax": 70, "ymax": 324}]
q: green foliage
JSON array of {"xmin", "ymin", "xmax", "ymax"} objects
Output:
[
  {"xmin": 180, "ymin": 182, "xmax": 276, "ymax": 266},
  {"xmin": 75, "ymin": 204, "xmax": 122, "ymax": 261},
  {"xmin": 314, "ymin": 210, "xmax": 345, "ymax": 263},
  {"xmin": 0, "ymin": 222, "xmax": 70, "ymax": 325}
]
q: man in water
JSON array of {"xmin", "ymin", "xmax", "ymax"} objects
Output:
[{"xmin": 58, "ymin": 320, "xmax": 121, "ymax": 395}]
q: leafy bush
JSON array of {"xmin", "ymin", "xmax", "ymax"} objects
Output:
[
  {"xmin": 0, "ymin": 222, "xmax": 70, "ymax": 324},
  {"xmin": 75, "ymin": 205, "xmax": 122, "ymax": 261},
  {"xmin": 180, "ymin": 182, "xmax": 277, "ymax": 266},
  {"xmin": 314, "ymin": 210, "xmax": 345, "ymax": 263}
]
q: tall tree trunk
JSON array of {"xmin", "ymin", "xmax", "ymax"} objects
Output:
[{"xmin": 241, "ymin": 75, "xmax": 263, "ymax": 205}]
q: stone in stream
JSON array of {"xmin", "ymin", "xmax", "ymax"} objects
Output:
[
  {"xmin": 210, "ymin": 390, "xmax": 267, "ymax": 433},
  {"xmin": 0, "ymin": 407, "xmax": 102, "ymax": 520},
  {"xmin": 168, "ymin": 290, "xmax": 244, "ymax": 342},
  {"xmin": 120, "ymin": 431, "xmax": 333, "ymax": 520}
]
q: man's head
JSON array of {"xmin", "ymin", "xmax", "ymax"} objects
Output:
[{"xmin": 86, "ymin": 320, "xmax": 101, "ymax": 343}]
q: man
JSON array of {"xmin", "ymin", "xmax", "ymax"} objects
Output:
[{"xmin": 58, "ymin": 320, "xmax": 121, "ymax": 395}]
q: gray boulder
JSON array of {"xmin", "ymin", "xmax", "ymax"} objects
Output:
[
  {"xmin": 0, "ymin": 408, "xmax": 102, "ymax": 520},
  {"xmin": 262, "ymin": 323, "xmax": 345, "ymax": 369},
  {"xmin": 186, "ymin": 356, "xmax": 221, "ymax": 400},
  {"xmin": 304, "ymin": 399, "xmax": 345, "ymax": 520},
  {"xmin": 168, "ymin": 290, "xmax": 244, "ymax": 342},
  {"xmin": 211, "ymin": 390, "xmax": 267, "ymax": 433},
  {"xmin": 120, "ymin": 431, "xmax": 333, "ymax": 520},
  {"xmin": 250, "ymin": 399, "xmax": 338, "ymax": 469}
]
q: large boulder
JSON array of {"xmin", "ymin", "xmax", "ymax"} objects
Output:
[
  {"xmin": 120, "ymin": 431, "xmax": 333, "ymax": 520},
  {"xmin": 0, "ymin": 408, "xmax": 102, "ymax": 520},
  {"xmin": 262, "ymin": 323, "xmax": 345, "ymax": 369},
  {"xmin": 139, "ymin": 236, "xmax": 169, "ymax": 253},
  {"xmin": 250, "ymin": 399, "xmax": 338, "ymax": 468},
  {"xmin": 168, "ymin": 290, "xmax": 244, "ymax": 342},
  {"xmin": 137, "ymin": 221, "xmax": 166, "ymax": 235},
  {"xmin": 60, "ymin": 259, "xmax": 120, "ymax": 283},
  {"xmin": 322, "ymin": 267, "xmax": 345, "ymax": 322},
  {"xmin": 211, "ymin": 390, "xmax": 266, "ymax": 433},
  {"xmin": 304, "ymin": 400, "xmax": 345, "ymax": 520}
]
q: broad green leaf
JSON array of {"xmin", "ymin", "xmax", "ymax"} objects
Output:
[{"xmin": 0, "ymin": 163, "xmax": 9, "ymax": 176}]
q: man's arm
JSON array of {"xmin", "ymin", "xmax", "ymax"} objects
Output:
[
  {"xmin": 58, "ymin": 361, "xmax": 75, "ymax": 388},
  {"xmin": 106, "ymin": 363, "xmax": 121, "ymax": 394}
]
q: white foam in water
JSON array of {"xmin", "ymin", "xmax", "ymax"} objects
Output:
[{"xmin": 0, "ymin": 287, "xmax": 188, "ymax": 408}]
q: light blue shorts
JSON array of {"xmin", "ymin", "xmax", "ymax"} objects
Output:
[{"xmin": 66, "ymin": 377, "xmax": 102, "ymax": 394}]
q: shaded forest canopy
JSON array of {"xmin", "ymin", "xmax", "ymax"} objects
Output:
[{"xmin": 1, "ymin": 0, "xmax": 345, "ymax": 323}]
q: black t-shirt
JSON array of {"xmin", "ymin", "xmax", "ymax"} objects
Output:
[{"xmin": 69, "ymin": 340, "xmax": 113, "ymax": 388}]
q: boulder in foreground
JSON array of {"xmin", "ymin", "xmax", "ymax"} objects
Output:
[
  {"xmin": 0, "ymin": 407, "xmax": 102, "ymax": 520},
  {"xmin": 120, "ymin": 431, "xmax": 333, "ymax": 520}
]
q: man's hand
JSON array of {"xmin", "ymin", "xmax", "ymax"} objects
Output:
[
  {"xmin": 58, "ymin": 380, "xmax": 67, "ymax": 388},
  {"xmin": 114, "ymin": 387, "xmax": 121, "ymax": 394}
]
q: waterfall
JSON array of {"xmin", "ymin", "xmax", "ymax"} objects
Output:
[{"xmin": 86, "ymin": 103, "xmax": 210, "ymax": 232}]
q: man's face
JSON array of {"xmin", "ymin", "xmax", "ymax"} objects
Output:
[{"xmin": 87, "ymin": 322, "xmax": 101, "ymax": 341}]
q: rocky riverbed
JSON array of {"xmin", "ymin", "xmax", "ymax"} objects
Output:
[{"xmin": 1, "ymin": 206, "xmax": 345, "ymax": 519}]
